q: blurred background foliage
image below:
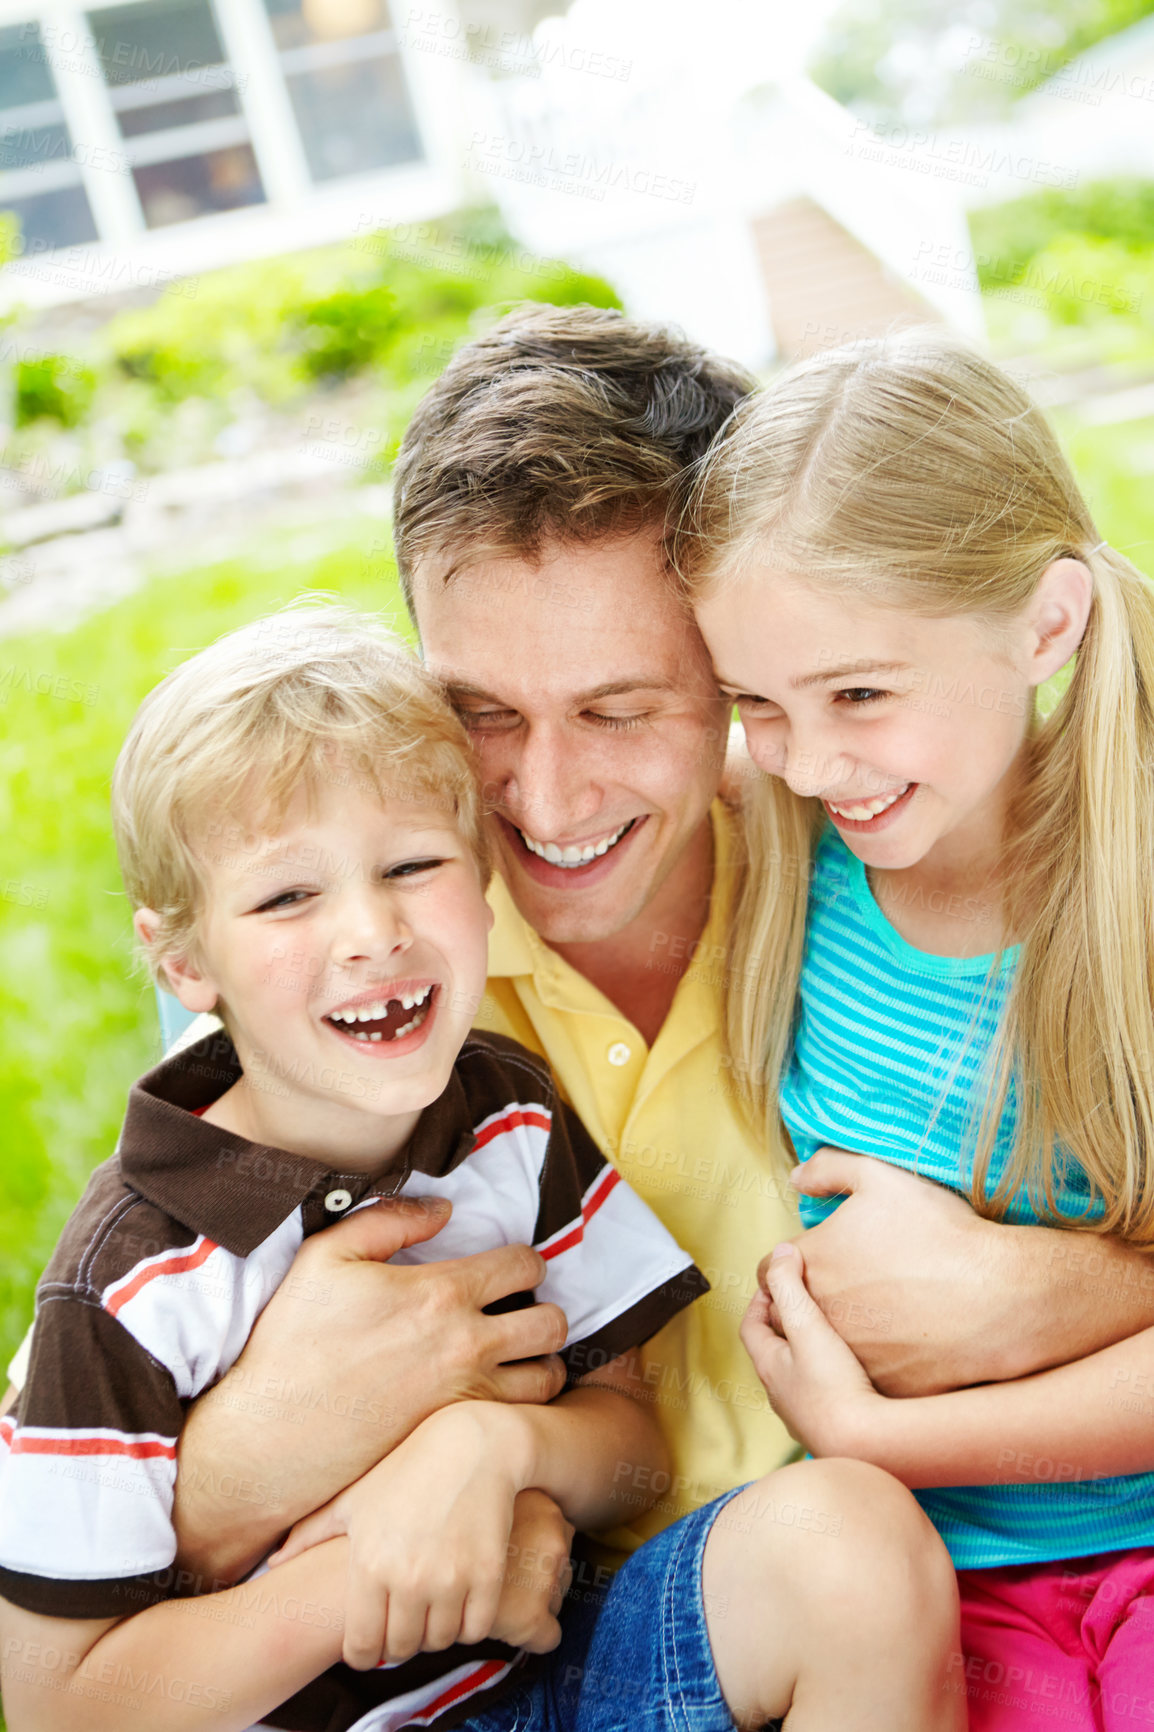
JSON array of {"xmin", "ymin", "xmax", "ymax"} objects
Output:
[{"xmin": 812, "ymin": 0, "xmax": 1154, "ymax": 123}]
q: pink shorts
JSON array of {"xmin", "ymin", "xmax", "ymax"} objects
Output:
[{"xmin": 955, "ymin": 1550, "xmax": 1154, "ymax": 1730}]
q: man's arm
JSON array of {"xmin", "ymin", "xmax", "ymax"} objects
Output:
[
  {"xmin": 748, "ymin": 1239, "xmax": 1154, "ymax": 1490},
  {"xmin": 789, "ymin": 1150, "xmax": 1154, "ymax": 1396},
  {"xmin": 173, "ymin": 1199, "xmax": 569, "ymax": 1586}
]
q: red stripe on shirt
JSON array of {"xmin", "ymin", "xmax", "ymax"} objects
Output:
[
  {"xmin": 406, "ymin": 1659, "xmax": 512, "ymax": 1723},
  {"xmin": 10, "ymin": 1433, "xmax": 176, "ymax": 1461},
  {"xmin": 0, "ymin": 1416, "xmax": 14, "ymax": 1452},
  {"xmin": 471, "ymin": 1108, "xmax": 551, "ymax": 1153},
  {"xmin": 540, "ymin": 1166, "xmax": 621, "ymax": 1261},
  {"xmin": 104, "ymin": 1235, "xmax": 219, "ymax": 1317}
]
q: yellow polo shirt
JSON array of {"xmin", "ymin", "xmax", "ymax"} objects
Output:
[{"xmin": 475, "ymin": 802, "xmax": 799, "ymax": 1554}]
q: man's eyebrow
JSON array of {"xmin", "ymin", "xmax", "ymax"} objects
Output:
[
  {"xmin": 792, "ymin": 660, "xmax": 913, "ymax": 690},
  {"xmin": 445, "ymin": 677, "xmax": 681, "ymax": 703}
]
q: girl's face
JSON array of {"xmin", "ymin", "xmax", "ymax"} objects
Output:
[{"xmin": 695, "ymin": 569, "xmax": 1040, "ymax": 875}]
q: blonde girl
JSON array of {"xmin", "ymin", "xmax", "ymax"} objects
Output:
[{"xmin": 679, "ymin": 330, "xmax": 1154, "ymax": 1730}]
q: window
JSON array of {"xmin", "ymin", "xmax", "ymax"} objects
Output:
[
  {"xmin": 86, "ymin": 0, "xmax": 265, "ymax": 227},
  {"xmin": 262, "ymin": 0, "xmax": 421, "ymax": 182},
  {"xmin": 0, "ymin": 23, "xmax": 98, "ymax": 250}
]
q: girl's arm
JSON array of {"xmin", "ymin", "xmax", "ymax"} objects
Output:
[
  {"xmin": 749, "ymin": 1241, "xmax": 1154, "ymax": 1489},
  {"xmin": 0, "ymin": 1537, "xmax": 348, "ymax": 1732}
]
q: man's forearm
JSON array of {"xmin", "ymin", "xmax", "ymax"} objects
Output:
[
  {"xmin": 173, "ymin": 1382, "xmax": 392, "ymax": 1584},
  {"xmin": 964, "ymin": 1219, "xmax": 1154, "ymax": 1386}
]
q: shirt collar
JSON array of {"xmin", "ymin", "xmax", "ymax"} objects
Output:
[{"xmin": 118, "ymin": 1030, "xmax": 476, "ymax": 1256}]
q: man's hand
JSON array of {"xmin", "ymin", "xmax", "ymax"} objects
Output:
[
  {"xmin": 776, "ymin": 1149, "xmax": 1154, "ymax": 1397},
  {"xmin": 174, "ymin": 1198, "xmax": 568, "ymax": 1585},
  {"xmin": 267, "ymin": 1405, "xmax": 568, "ymax": 1669}
]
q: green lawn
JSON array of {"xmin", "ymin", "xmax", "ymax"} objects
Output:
[{"xmin": 0, "ymin": 504, "xmax": 412, "ymax": 1374}]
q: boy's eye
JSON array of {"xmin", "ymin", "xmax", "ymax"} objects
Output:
[
  {"xmin": 386, "ymin": 856, "xmax": 445, "ymax": 878},
  {"xmin": 733, "ymin": 694, "xmax": 779, "ymax": 717},
  {"xmin": 255, "ymin": 889, "xmax": 312, "ymax": 912},
  {"xmin": 837, "ymin": 687, "xmax": 886, "ymax": 705}
]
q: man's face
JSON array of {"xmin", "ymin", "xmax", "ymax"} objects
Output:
[{"xmin": 412, "ymin": 531, "xmax": 729, "ymax": 948}]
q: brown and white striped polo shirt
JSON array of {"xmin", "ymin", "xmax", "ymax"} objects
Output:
[{"xmin": 0, "ymin": 1027, "xmax": 707, "ymax": 1731}]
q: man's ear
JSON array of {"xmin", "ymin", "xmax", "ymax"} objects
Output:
[
  {"xmin": 1025, "ymin": 558, "xmax": 1093, "ymax": 687},
  {"xmin": 133, "ymin": 908, "xmax": 219, "ymax": 1013}
]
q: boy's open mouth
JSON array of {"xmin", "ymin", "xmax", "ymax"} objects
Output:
[{"xmin": 324, "ymin": 984, "xmax": 437, "ymax": 1043}]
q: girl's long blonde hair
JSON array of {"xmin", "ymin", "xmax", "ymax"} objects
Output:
[{"xmin": 677, "ymin": 329, "xmax": 1154, "ymax": 1243}]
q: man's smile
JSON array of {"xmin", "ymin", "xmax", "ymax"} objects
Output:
[{"xmin": 517, "ymin": 818, "xmax": 637, "ymax": 868}]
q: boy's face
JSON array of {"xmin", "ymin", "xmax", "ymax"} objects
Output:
[{"xmin": 162, "ymin": 775, "xmax": 492, "ymax": 1147}]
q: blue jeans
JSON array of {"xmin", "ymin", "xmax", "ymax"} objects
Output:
[{"xmin": 462, "ymin": 1488, "xmax": 776, "ymax": 1732}]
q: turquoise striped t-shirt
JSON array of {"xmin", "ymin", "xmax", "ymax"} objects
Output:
[{"xmin": 779, "ymin": 825, "xmax": 1154, "ymax": 1570}]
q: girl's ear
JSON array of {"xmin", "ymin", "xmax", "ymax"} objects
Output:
[
  {"xmin": 1025, "ymin": 558, "xmax": 1093, "ymax": 687},
  {"xmin": 133, "ymin": 908, "xmax": 220, "ymax": 1014}
]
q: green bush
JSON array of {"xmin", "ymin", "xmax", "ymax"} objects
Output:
[
  {"xmin": 15, "ymin": 352, "xmax": 98, "ymax": 428},
  {"xmin": 971, "ymin": 178, "xmax": 1154, "ymax": 292}
]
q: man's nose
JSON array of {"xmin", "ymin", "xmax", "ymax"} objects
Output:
[{"xmin": 493, "ymin": 725, "xmax": 603, "ymax": 841}]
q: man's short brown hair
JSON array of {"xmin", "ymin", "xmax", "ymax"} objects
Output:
[{"xmin": 393, "ymin": 301, "xmax": 755, "ymax": 605}]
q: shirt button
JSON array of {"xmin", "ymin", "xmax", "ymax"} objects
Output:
[
  {"xmin": 607, "ymin": 1041, "xmax": 632, "ymax": 1067},
  {"xmin": 324, "ymin": 1188, "xmax": 353, "ymax": 1213}
]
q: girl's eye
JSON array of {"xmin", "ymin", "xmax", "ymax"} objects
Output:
[
  {"xmin": 386, "ymin": 857, "xmax": 445, "ymax": 878},
  {"xmin": 838, "ymin": 688, "xmax": 886, "ymax": 705},
  {"xmin": 734, "ymin": 694, "xmax": 779, "ymax": 717}
]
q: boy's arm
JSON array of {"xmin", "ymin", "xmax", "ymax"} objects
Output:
[
  {"xmin": 792, "ymin": 1150, "xmax": 1154, "ymax": 1396},
  {"xmin": 0, "ymin": 1537, "xmax": 349, "ymax": 1732},
  {"xmin": 171, "ymin": 1202, "xmax": 569, "ymax": 1584},
  {"xmin": 748, "ymin": 1240, "xmax": 1154, "ymax": 1489},
  {"xmin": 269, "ymin": 1349, "xmax": 665, "ymax": 1669}
]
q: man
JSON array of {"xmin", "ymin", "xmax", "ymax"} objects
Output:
[{"xmin": 16, "ymin": 306, "xmax": 1154, "ymax": 1725}]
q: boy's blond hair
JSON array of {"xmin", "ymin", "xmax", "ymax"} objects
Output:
[
  {"xmin": 113, "ymin": 604, "xmax": 490, "ymax": 977},
  {"xmin": 677, "ymin": 329, "xmax": 1154, "ymax": 1245}
]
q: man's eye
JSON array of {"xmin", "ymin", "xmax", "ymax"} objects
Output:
[
  {"xmin": 459, "ymin": 708, "xmax": 519, "ymax": 731},
  {"xmin": 586, "ymin": 712, "xmax": 647, "ymax": 731},
  {"xmin": 386, "ymin": 857, "xmax": 445, "ymax": 878}
]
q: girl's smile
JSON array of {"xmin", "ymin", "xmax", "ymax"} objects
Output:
[{"xmin": 696, "ymin": 569, "xmax": 1036, "ymax": 887}]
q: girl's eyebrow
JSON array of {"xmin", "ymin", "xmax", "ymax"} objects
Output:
[{"xmin": 792, "ymin": 659, "xmax": 913, "ymax": 690}]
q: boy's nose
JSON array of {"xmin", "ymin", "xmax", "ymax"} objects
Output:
[{"xmin": 333, "ymin": 894, "xmax": 413, "ymax": 965}]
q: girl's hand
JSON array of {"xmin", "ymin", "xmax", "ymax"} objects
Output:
[
  {"xmin": 740, "ymin": 1241, "xmax": 887, "ymax": 1457},
  {"xmin": 267, "ymin": 1402, "xmax": 531, "ymax": 1669}
]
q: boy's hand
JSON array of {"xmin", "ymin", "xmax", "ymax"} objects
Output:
[
  {"xmin": 267, "ymin": 1402, "xmax": 543, "ymax": 1669},
  {"xmin": 484, "ymin": 1488, "xmax": 573, "ymax": 1653},
  {"xmin": 174, "ymin": 1199, "xmax": 569, "ymax": 1583},
  {"xmin": 741, "ymin": 1241, "xmax": 883, "ymax": 1458}
]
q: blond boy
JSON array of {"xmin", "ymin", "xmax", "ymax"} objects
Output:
[{"xmin": 0, "ymin": 609, "xmax": 706, "ymax": 1732}]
